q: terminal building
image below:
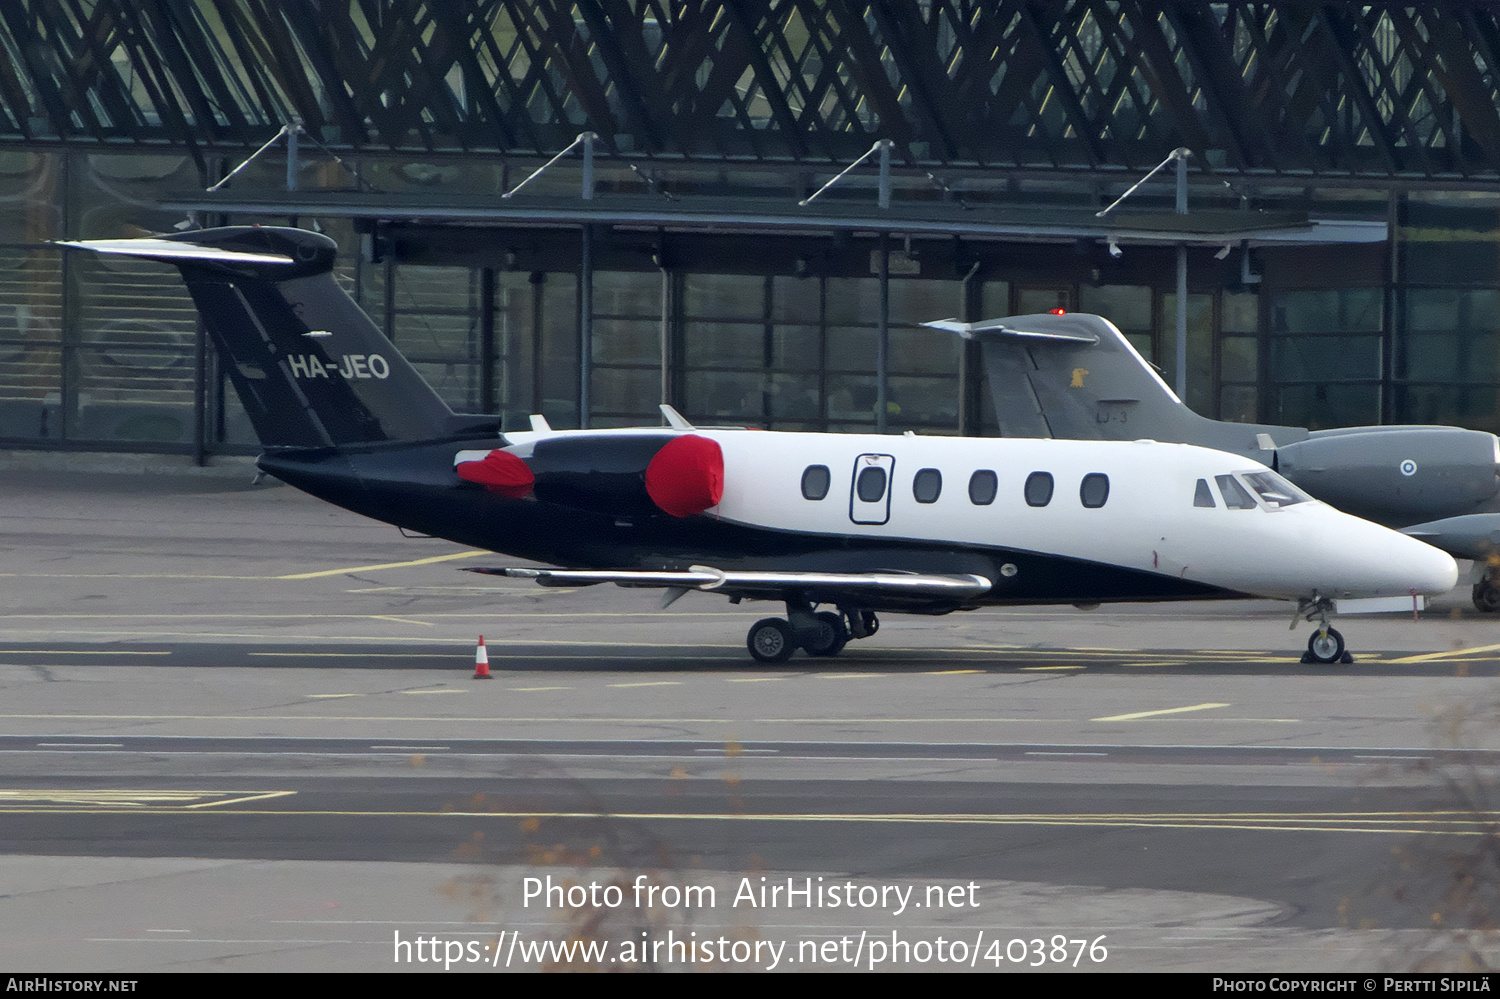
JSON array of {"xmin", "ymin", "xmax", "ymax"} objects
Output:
[{"xmin": 1, "ymin": 1, "xmax": 1499, "ymax": 458}]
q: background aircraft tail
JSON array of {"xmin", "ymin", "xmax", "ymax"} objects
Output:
[
  {"xmin": 926, "ymin": 311, "xmax": 1303, "ymax": 456},
  {"xmin": 58, "ymin": 227, "xmax": 494, "ymax": 449}
]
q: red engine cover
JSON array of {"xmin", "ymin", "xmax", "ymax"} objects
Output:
[
  {"xmin": 456, "ymin": 449, "xmax": 535, "ymax": 498},
  {"xmin": 644, "ymin": 434, "xmax": 724, "ymax": 517}
]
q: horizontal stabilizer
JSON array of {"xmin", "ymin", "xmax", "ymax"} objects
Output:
[
  {"xmin": 922, "ymin": 317, "xmax": 1099, "ymax": 344},
  {"xmin": 469, "ymin": 565, "xmax": 993, "ymax": 600},
  {"xmin": 53, "ymin": 237, "xmax": 295, "ymax": 267}
]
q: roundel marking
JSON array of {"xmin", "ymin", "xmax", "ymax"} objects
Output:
[
  {"xmin": 645, "ymin": 434, "xmax": 724, "ymax": 517},
  {"xmin": 1400, "ymin": 459, "xmax": 1418, "ymax": 477}
]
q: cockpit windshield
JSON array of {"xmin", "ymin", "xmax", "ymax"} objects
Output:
[{"xmin": 1241, "ymin": 470, "xmax": 1312, "ymax": 508}]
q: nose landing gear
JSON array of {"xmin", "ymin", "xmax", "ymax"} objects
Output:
[{"xmin": 1294, "ymin": 596, "xmax": 1353, "ymax": 664}]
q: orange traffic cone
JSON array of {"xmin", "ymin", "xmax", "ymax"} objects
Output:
[{"xmin": 473, "ymin": 635, "xmax": 492, "ymax": 679}]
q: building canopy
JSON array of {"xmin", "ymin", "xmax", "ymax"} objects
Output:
[{"xmin": 2, "ymin": 1, "xmax": 1500, "ymax": 183}]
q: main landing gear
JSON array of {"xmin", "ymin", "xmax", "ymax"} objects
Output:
[
  {"xmin": 745, "ymin": 599, "xmax": 878, "ymax": 663},
  {"xmin": 1472, "ymin": 558, "xmax": 1500, "ymax": 612},
  {"xmin": 1293, "ymin": 596, "xmax": 1353, "ymax": 665}
]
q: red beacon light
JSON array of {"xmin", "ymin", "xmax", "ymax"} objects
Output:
[{"xmin": 1049, "ymin": 308, "xmax": 1067, "ymax": 315}]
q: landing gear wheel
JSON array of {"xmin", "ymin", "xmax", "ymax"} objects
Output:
[
  {"xmin": 1474, "ymin": 579, "xmax": 1500, "ymax": 613},
  {"xmin": 860, "ymin": 610, "xmax": 879, "ymax": 636},
  {"xmin": 747, "ymin": 618, "xmax": 797, "ymax": 663},
  {"xmin": 803, "ymin": 611, "xmax": 849, "ymax": 657},
  {"xmin": 1304, "ymin": 627, "xmax": 1346, "ymax": 665}
]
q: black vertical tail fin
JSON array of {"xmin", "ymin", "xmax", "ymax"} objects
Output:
[{"xmin": 57, "ymin": 227, "xmax": 491, "ymax": 449}]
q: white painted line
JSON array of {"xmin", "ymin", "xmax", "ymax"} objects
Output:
[{"xmin": 1091, "ymin": 702, "xmax": 1231, "ymax": 722}]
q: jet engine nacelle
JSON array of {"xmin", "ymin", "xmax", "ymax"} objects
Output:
[
  {"xmin": 459, "ymin": 432, "xmax": 724, "ymax": 520},
  {"xmin": 1275, "ymin": 427, "xmax": 1500, "ymax": 521}
]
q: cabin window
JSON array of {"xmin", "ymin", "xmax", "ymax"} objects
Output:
[
  {"xmin": 1024, "ymin": 471, "xmax": 1054, "ymax": 507},
  {"xmin": 913, "ymin": 468, "xmax": 942, "ymax": 504},
  {"xmin": 1193, "ymin": 478, "xmax": 1216, "ymax": 508},
  {"xmin": 801, "ymin": 465, "xmax": 831, "ymax": 500},
  {"xmin": 1215, "ymin": 474, "xmax": 1257, "ymax": 509},
  {"xmin": 1080, "ymin": 473, "xmax": 1110, "ymax": 508},
  {"xmin": 856, "ymin": 466, "xmax": 888, "ymax": 502},
  {"xmin": 968, "ymin": 469, "xmax": 998, "ymax": 505}
]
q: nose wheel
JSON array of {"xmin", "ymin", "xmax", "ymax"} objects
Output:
[
  {"xmin": 1295, "ymin": 597, "xmax": 1353, "ymax": 664},
  {"xmin": 1303, "ymin": 627, "xmax": 1347, "ymax": 664}
]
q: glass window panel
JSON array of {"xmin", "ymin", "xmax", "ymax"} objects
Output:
[
  {"xmin": 980, "ymin": 281, "xmax": 1011, "ymax": 319},
  {"xmin": 69, "ymin": 153, "xmax": 199, "ymax": 238},
  {"xmin": 72, "ymin": 254, "xmax": 198, "ymax": 347},
  {"xmin": 1402, "ymin": 333, "xmax": 1461, "ymax": 382},
  {"xmin": 538, "ymin": 274, "xmax": 579, "ymax": 428},
  {"xmin": 1017, "ymin": 287, "xmax": 1071, "ymax": 315},
  {"xmin": 216, "ymin": 384, "xmax": 258, "ymax": 448},
  {"xmin": 590, "ymin": 366, "xmax": 658, "ymax": 417},
  {"xmin": 890, "ymin": 326, "xmax": 961, "ymax": 375},
  {"xmin": 0, "ymin": 152, "xmax": 62, "ymax": 241},
  {"xmin": 412, "ymin": 361, "xmax": 479, "ymax": 412},
  {"xmin": 0, "ymin": 248, "xmax": 62, "ymax": 343},
  {"xmin": 825, "ymin": 278, "xmax": 880, "ymax": 325},
  {"xmin": 1271, "ymin": 336, "xmax": 1381, "ymax": 381},
  {"xmin": 826, "ymin": 373, "xmax": 878, "ymax": 421},
  {"xmin": 771, "ymin": 277, "xmax": 821, "ymax": 323},
  {"xmin": 72, "ymin": 345, "xmax": 194, "ymax": 442},
  {"xmin": 593, "ymin": 271, "xmax": 661, "ymax": 317},
  {"xmin": 888, "ymin": 280, "xmax": 956, "ymax": 326},
  {"xmin": 685, "ymin": 274, "xmax": 764, "ymax": 320},
  {"xmin": 1396, "ymin": 384, "xmax": 1500, "ymax": 433},
  {"xmin": 1220, "ymin": 384, "xmax": 1259, "ymax": 424},
  {"xmin": 1160, "ymin": 293, "xmax": 1214, "ymax": 414},
  {"xmin": 771, "ymin": 325, "xmax": 820, "ymax": 371},
  {"xmin": 1193, "ymin": 479, "xmax": 1216, "ymax": 508},
  {"xmin": 1272, "ymin": 383, "xmax": 1381, "ymax": 430},
  {"xmin": 888, "ymin": 375, "xmax": 959, "ymax": 426},
  {"xmin": 1080, "ymin": 285, "xmax": 1151, "ymax": 330},
  {"xmin": 768, "ymin": 371, "xmax": 820, "ymax": 420},
  {"xmin": 1222, "ymin": 292, "xmax": 1259, "ymax": 333},
  {"xmin": 1125, "ymin": 332, "xmax": 1156, "ymax": 363},
  {"xmin": 493, "ymin": 274, "xmax": 537, "ymax": 419},
  {"xmin": 685, "ymin": 322, "xmax": 762, "ymax": 368},
  {"xmin": 1406, "ymin": 288, "xmax": 1461, "ymax": 332},
  {"xmin": 1403, "ymin": 240, "xmax": 1500, "ymax": 285},
  {"xmin": 684, "ymin": 369, "xmax": 763, "ymax": 420},
  {"xmin": 1220, "ymin": 337, "xmax": 1258, "ymax": 383},
  {"xmin": 0, "ymin": 344, "xmax": 61, "ymax": 440},
  {"xmin": 1402, "ymin": 289, "xmax": 1500, "ymax": 382},
  {"xmin": 1272, "ymin": 289, "xmax": 1382, "ymax": 334},
  {"xmin": 826, "ymin": 326, "xmax": 876, "ymax": 373},
  {"xmin": 591, "ymin": 318, "xmax": 660, "ymax": 365}
]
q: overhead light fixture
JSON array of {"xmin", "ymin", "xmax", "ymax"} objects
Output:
[
  {"xmin": 1107, "ymin": 239, "xmax": 1122, "ymax": 259},
  {"xmin": 1214, "ymin": 243, "xmax": 1232, "ymax": 260}
]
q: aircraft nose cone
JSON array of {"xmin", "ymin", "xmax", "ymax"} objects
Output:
[{"xmin": 1390, "ymin": 533, "xmax": 1458, "ymax": 596}]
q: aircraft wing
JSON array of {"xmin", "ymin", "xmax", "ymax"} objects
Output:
[{"xmin": 467, "ymin": 565, "xmax": 993, "ymax": 603}]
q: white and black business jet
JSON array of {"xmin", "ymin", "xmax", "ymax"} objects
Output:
[{"xmin": 58, "ymin": 228, "xmax": 1458, "ymax": 664}]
